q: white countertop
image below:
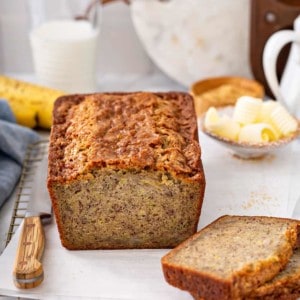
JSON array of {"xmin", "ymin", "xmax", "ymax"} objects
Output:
[{"xmin": 0, "ymin": 71, "xmax": 299, "ymax": 300}]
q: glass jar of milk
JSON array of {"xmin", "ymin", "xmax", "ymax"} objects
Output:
[{"xmin": 28, "ymin": 0, "xmax": 101, "ymax": 93}]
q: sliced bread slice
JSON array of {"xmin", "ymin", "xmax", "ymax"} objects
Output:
[
  {"xmin": 244, "ymin": 248, "xmax": 300, "ymax": 300},
  {"xmin": 161, "ymin": 215, "xmax": 300, "ymax": 300},
  {"xmin": 191, "ymin": 248, "xmax": 300, "ymax": 299}
]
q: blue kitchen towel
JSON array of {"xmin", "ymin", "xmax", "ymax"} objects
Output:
[{"xmin": 0, "ymin": 100, "xmax": 40, "ymax": 207}]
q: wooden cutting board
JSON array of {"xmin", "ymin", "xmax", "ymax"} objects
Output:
[{"xmin": 250, "ymin": 0, "xmax": 300, "ymax": 96}]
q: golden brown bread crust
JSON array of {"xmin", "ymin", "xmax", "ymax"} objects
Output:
[
  {"xmin": 48, "ymin": 92, "xmax": 203, "ymax": 184},
  {"xmin": 48, "ymin": 92, "xmax": 205, "ymax": 249},
  {"xmin": 161, "ymin": 215, "xmax": 300, "ymax": 300}
]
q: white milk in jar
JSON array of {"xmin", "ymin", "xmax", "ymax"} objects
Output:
[{"xmin": 30, "ymin": 20, "xmax": 99, "ymax": 93}]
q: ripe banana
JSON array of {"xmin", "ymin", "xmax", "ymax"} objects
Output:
[{"xmin": 0, "ymin": 75, "xmax": 65, "ymax": 129}]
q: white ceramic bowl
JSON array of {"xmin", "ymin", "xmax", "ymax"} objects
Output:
[{"xmin": 201, "ymin": 107, "xmax": 300, "ymax": 159}]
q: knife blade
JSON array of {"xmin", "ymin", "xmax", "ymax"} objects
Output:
[{"xmin": 13, "ymin": 156, "xmax": 52, "ymax": 289}]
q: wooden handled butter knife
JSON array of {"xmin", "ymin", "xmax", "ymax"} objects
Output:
[{"xmin": 13, "ymin": 156, "xmax": 52, "ymax": 289}]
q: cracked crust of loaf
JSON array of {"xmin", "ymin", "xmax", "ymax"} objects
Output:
[
  {"xmin": 161, "ymin": 215, "xmax": 300, "ymax": 300},
  {"xmin": 48, "ymin": 92, "xmax": 203, "ymax": 184},
  {"xmin": 47, "ymin": 92, "xmax": 205, "ymax": 249}
]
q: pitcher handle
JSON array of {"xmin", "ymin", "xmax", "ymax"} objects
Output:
[{"xmin": 263, "ymin": 30, "xmax": 298, "ymax": 108}]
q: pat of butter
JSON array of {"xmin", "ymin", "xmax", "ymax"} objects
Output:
[
  {"xmin": 233, "ymin": 96, "xmax": 262, "ymax": 125},
  {"xmin": 204, "ymin": 97, "xmax": 297, "ymax": 144},
  {"xmin": 205, "ymin": 108, "xmax": 240, "ymax": 141},
  {"xmin": 270, "ymin": 105, "xmax": 298, "ymax": 136},
  {"xmin": 204, "ymin": 107, "xmax": 220, "ymax": 129},
  {"xmin": 238, "ymin": 123, "xmax": 277, "ymax": 143}
]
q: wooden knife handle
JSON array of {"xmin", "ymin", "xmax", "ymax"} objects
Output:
[{"xmin": 13, "ymin": 216, "xmax": 45, "ymax": 289}]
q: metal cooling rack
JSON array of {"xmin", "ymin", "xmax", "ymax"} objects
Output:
[{"xmin": 5, "ymin": 139, "xmax": 49, "ymax": 246}]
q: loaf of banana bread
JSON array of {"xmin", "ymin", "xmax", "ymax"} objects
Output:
[
  {"xmin": 47, "ymin": 92, "xmax": 205, "ymax": 249},
  {"xmin": 161, "ymin": 215, "xmax": 300, "ymax": 300}
]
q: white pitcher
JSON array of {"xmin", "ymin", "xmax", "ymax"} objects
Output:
[{"xmin": 263, "ymin": 15, "xmax": 300, "ymax": 117}]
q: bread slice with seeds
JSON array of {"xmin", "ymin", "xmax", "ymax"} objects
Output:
[
  {"xmin": 161, "ymin": 215, "xmax": 300, "ymax": 300},
  {"xmin": 244, "ymin": 248, "xmax": 300, "ymax": 300},
  {"xmin": 192, "ymin": 249, "xmax": 300, "ymax": 300}
]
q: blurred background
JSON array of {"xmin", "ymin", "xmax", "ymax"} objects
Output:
[
  {"xmin": 1, "ymin": 0, "xmax": 300, "ymax": 93},
  {"xmin": 1, "ymin": 0, "xmax": 300, "ymax": 114},
  {"xmin": 0, "ymin": 1, "xmax": 157, "ymax": 77}
]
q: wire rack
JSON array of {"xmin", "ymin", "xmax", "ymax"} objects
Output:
[{"xmin": 5, "ymin": 140, "xmax": 49, "ymax": 246}]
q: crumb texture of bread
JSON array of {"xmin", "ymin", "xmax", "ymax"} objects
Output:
[
  {"xmin": 48, "ymin": 92, "xmax": 205, "ymax": 249},
  {"xmin": 161, "ymin": 215, "xmax": 300, "ymax": 300}
]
